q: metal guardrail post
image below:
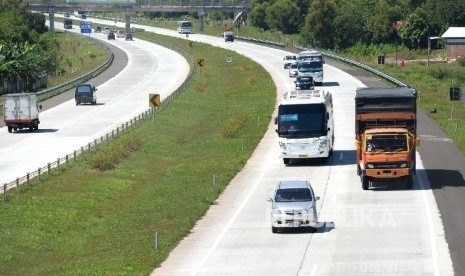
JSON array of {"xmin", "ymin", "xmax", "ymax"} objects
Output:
[
  {"xmin": 16, "ymin": 178, "xmax": 19, "ymax": 191},
  {"xmin": 38, "ymin": 168, "xmax": 41, "ymax": 181},
  {"xmin": 57, "ymin": 158, "xmax": 60, "ymax": 170},
  {"xmin": 3, "ymin": 184, "xmax": 6, "ymax": 201},
  {"xmin": 27, "ymin": 173, "xmax": 30, "ymax": 187},
  {"xmin": 48, "ymin": 162, "xmax": 51, "ymax": 175}
]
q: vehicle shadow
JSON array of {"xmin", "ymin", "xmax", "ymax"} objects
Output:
[
  {"xmin": 320, "ymin": 81, "xmax": 340, "ymax": 87},
  {"xmin": 286, "ymin": 149, "xmax": 356, "ymax": 167},
  {"xmin": 77, "ymin": 103, "xmax": 105, "ymax": 106},
  {"xmin": 12, "ymin": 128, "xmax": 59, "ymax": 134},
  {"xmin": 368, "ymin": 169, "xmax": 465, "ymax": 191},
  {"xmin": 276, "ymin": 221, "xmax": 335, "ymax": 234}
]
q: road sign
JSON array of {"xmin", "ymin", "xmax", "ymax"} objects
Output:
[
  {"xmin": 226, "ymin": 56, "xmax": 233, "ymax": 63},
  {"xmin": 189, "ymin": 41, "xmax": 193, "ymax": 48},
  {"xmin": 197, "ymin": 59, "xmax": 204, "ymax": 67},
  {"xmin": 149, "ymin": 93, "xmax": 160, "ymax": 108},
  {"xmin": 80, "ymin": 21, "xmax": 92, "ymax": 34}
]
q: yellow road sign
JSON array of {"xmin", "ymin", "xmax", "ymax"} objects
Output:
[
  {"xmin": 149, "ymin": 93, "xmax": 160, "ymax": 108},
  {"xmin": 197, "ymin": 58, "xmax": 204, "ymax": 67},
  {"xmin": 189, "ymin": 41, "xmax": 193, "ymax": 48}
]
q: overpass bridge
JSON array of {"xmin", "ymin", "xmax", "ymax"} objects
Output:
[{"xmin": 28, "ymin": 0, "xmax": 250, "ymax": 33}]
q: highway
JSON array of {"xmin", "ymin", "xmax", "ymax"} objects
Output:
[
  {"xmin": 0, "ymin": 24, "xmax": 190, "ymax": 186},
  {"xmin": 64, "ymin": 19, "xmax": 455, "ymax": 275},
  {"xmin": 2, "ymin": 15, "xmax": 458, "ymax": 275}
]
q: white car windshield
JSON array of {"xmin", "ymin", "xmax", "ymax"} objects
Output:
[{"xmin": 275, "ymin": 188, "xmax": 312, "ymax": 202}]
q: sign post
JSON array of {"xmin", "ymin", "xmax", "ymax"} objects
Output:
[
  {"xmin": 80, "ymin": 21, "xmax": 92, "ymax": 36},
  {"xmin": 149, "ymin": 93, "xmax": 160, "ymax": 123}
]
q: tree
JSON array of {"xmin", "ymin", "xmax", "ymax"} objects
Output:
[
  {"xmin": 399, "ymin": 7, "xmax": 429, "ymax": 49},
  {"xmin": 303, "ymin": 0, "xmax": 337, "ymax": 48},
  {"xmin": 251, "ymin": 2, "xmax": 270, "ymax": 30},
  {"xmin": 265, "ymin": 0, "xmax": 300, "ymax": 34}
]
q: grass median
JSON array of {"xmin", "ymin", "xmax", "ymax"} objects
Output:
[{"xmin": 0, "ymin": 31, "xmax": 276, "ymax": 275}]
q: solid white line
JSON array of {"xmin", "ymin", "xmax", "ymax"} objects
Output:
[
  {"xmin": 310, "ymin": 264, "xmax": 319, "ymax": 276},
  {"xmin": 191, "ymin": 154, "xmax": 271, "ymax": 276},
  {"xmin": 417, "ymin": 159, "xmax": 440, "ymax": 276}
]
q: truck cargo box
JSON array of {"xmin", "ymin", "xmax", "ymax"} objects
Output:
[
  {"xmin": 355, "ymin": 87, "xmax": 416, "ymax": 114},
  {"xmin": 3, "ymin": 93, "xmax": 40, "ymax": 132}
]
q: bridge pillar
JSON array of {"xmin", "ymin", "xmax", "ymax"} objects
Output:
[
  {"xmin": 198, "ymin": 8, "xmax": 205, "ymax": 33},
  {"xmin": 48, "ymin": 7, "xmax": 55, "ymax": 32},
  {"xmin": 125, "ymin": 7, "xmax": 132, "ymax": 33}
]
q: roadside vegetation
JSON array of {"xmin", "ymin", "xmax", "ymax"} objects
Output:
[{"xmin": 0, "ymin": 29, "xmax": 276, "ymax": 274}]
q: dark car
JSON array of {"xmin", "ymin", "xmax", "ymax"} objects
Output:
[
  {"xmin": 95, "ymin": 26, "xmax": 102, "ymax": 32},
  {"xmin": 295, "ymin": 75, "xmax": 314, "ymax": 90},
  {"xmin": 75, "ymin": 83, "xmax": 97, "ymax": 105},
  {"xmin": 224, "ymin": 31, "xmax": 234, "ymax": 42},
  {"xmin": 107, "ymin": 32, "xmax": 115, "ymax": 40},
  {"xmin": 125, "ymin": 33, "xmax": 133, "ymax": 41}
]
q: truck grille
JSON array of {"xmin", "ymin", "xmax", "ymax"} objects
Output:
[{"xmin": 369, "ymin": 162, "xmax": 404, "ymax": 169}]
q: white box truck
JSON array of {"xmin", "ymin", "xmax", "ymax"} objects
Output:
[{"xmin": 3, "ymin": 93, "xmax": 41, "ymax": 133}]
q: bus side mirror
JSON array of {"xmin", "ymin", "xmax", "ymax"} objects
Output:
[
  {"xmin": 355, "ymin": 141, "xmax": 361, "ymax": 150},
  {"xmin": 274, "ymin": 117, "xmax": 277, "ymax": 125}
]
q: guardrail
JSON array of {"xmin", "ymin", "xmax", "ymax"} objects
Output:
[
  {"xmin": 2, "ymin": 35, "xmax": 195, "ymax": 200},
  {"xmin": 35, "ymin": 33, "xmax": 115, "ymax": 102}
]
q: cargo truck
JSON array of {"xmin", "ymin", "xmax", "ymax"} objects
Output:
[
  {"xmin": 64, "ymin": 18, "xmax": 73, "ymax": 29},
  {"xmin": 3, "ymin": 93, "xmax": 41, "ymax": 133},
  {"xmin": 355, "ymin": 87, "xmax": 420, "ymax": 190}
]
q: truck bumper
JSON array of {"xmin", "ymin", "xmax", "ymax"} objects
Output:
[{"xmin": 364, "ymin": 168, "xmax": 411, "ymax": 179}]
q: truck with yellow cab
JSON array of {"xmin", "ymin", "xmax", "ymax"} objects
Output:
[{"xmin": 355, "ymin": 87, "xmax": 419, "ymax": 190}]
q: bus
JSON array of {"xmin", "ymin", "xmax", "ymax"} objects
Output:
[
  {"xmin": 275, "ymin": 89, "xmax": 334, "ymax": 165},
  {"xmin": 177, "ymin": 21, "xmax": 192, "ymax": 34},
  {"xmin": 297, "ymin": 50, "xmax": 325, "ymax": 86}
]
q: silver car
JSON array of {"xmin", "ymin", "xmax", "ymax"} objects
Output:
[
  {"xmin": 268, "ymin": 180, "xmax": 319, "ymax": 233},
  {"xmin": 288, "ymin": 62, "xmax": 299, "ymax": 77}
]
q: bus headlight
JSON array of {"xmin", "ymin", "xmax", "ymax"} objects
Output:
[
  {"xmin": 279, "ymin": 142, "xmax": 287, "ymax": 150},
  {"xmin": 318, "ymin": 140, "xmax": 327, "ymax": 150}
]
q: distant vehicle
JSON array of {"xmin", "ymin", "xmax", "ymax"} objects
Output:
[
  {"xmin": 283, "ymin": 55, "xmax": 297, "ymax": 69},
  {"xmin": 274, "ymin": 89, "xmax": 334, "ymax": 165},
  {"xmin": 294, "ymin": 75, "xmax": 314, "ymax": 90},
  {"xmin": 125, "ymin": 33, "xmax": 133, "ymax": 41},
  {"xmin": 3, "ymin": 93, "xmax": 42, "ymax": 133},
  {"xmin": 267, "ymin": 180, "xmax": 320, "ymax": 233},
  {"xmin": 116, "ymin": 30, "xmax": 125, "ymax": 38},
  {"xmin": 107, "ymin": 32, "xmax": 115, "ymax": 40},
  {"xmin": 75, "ymin": 83, "xmax": 97, "ymax": 105},
  {"xmin": 103, "ymin": 27, "xmax": 110, "ymax": 34},
  {"xmin": 95, "ymin": 26, "xmax": 101, "ymax": 32},
  {"xmin": 288, "ymin": 62, "xmax": 298, "ymax": 77},
  {"xmin": 224, "ymin": 31, "xmax": 234, "ymax": 42},
  {"xmin": 73, "ymin": 10, "xmax": 86, "ymax": 19},
  {"xmin": 64, "ymin": 12, "xmax": 70, "ymax": 18},
  {"xmin": 177, "ymin": 20, "xmax": 192, "ymax": 34},
  {"xmin": 63, "ymin": 18, "xmax": 73, "ymax": 29},
  {"xmin": 297, "ymin": 50, "xmax": 324, "ymax": 85}
]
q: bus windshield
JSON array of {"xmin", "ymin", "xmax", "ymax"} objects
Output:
[
  {"xmin": 298, "ymin": 61, "xmax": 323, "ymax": 72},
  {"xmin": 278, "ymin": 104, "xmax": 327, "ymax": 138}
]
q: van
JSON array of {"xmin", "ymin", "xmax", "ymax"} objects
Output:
[{"xmin": 75, "ymin": 83, "xmax": 97, "ymax": 105}]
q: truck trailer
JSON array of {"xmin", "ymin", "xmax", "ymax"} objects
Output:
[
  {"xmin": 3, "ymin": 93, "xmax": 41, "ymax": 133},
  {"xmin": 355, "ymin": 87, "xmax": 419, "ymax": 190}
]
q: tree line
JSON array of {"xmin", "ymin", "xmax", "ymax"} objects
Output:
[
  {"xmin": 251, "ymin": 0, "xmax": 465, "ymax": 50},
  {"xmin": 0, "ymin": 0, "xmax": 60, "ymax": 82}
]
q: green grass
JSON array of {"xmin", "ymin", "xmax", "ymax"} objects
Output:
[{"xmin": 0, "ymin": 30, "xmax": 275, "ymax": 275}]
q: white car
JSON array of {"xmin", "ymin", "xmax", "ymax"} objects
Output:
[
  {"xmin": 283, "ymin": 55, "xmax": 297, "ymax": 69},
  {"xmin": 288, "ymin": 62, "xmax": 299, "ymax": 77},
  {"xmin": 268, "ymin": 180, "xmax": 320, "ymax": 233}
]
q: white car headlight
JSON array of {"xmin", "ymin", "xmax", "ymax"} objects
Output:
[
  {"xmin": 302, "ymin": 207, "xmax": 313, "ymax": 214},
  {"xmin": 272, "ymin": 209, "xmax": 282, "ymax": 215}
]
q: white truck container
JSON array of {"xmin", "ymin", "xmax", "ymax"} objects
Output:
[{"xmin": 3, "ymin": 93, "xmax": 41, "ymax": 133}]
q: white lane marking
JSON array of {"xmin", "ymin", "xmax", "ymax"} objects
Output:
[
  {"xmin": 310, "ymin": 264, "xmax": 318, "ymax": 276},
  {"xmin": 417, "ymin": 160, "xmax": 440, "ymax": 276},
  {"xmin": 191, "ymin": 153, "xmax": 272, "ymax": 276}
]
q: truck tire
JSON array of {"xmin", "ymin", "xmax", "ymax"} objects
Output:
[
  {"xmin": 362, "ymin": 176, "xmax": 369, "ymax": 190},
  {"xmin": 29, "ymin": 127, "xmax": 33, "ymax": 131},
  {"xmin": 34, "ymin": 125, "xmax": 38, "ymax": 130},
  {"xmin": 283, "ymin": 158, "xmax": 290, "ymax": 165},
  {"xmin": 272, "ymin": 226, "xmax": 278, "ymax": 233},
  {"xmin": 7, "ymin": 126, "xmax": 12, "ymax": 133},
  {"xmin": 406, "ymin": 176, "xmax": 414, "ymax": 189}
]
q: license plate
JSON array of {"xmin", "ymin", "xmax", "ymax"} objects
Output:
[{"xmin": 299, "ymin": 155, "xmax": 308, "ymax": 158}]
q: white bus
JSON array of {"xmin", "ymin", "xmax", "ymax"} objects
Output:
[
  {"xmin": 297, "ymin": 50, "xmax": 325, "ymax": 86},
  {"xmin": 177, "ymin": 20, "xmax": 192, "ymax": 34},
  {"xmin": 275, "ymin": 89, "xmax": 334, "ymax": 165}
]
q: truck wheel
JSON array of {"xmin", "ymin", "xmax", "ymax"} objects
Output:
[
  {"xmin": 76, "ymin": 101, "xmax": 79, "ymax": 105},
  {"xmin": 362, "ymin": 176, "xmax": 369, "ymax": 190},
  {"xmin": 28, "ymin": 127, "xmax": 33, "ymax": 131},
  {"xmin": 34, "ymin": 125, "xmax": 38, "ymax": 130},
  {"xmin": 7, "ymin": 126, "xmax": 12, "ymax": 133},
  {"xmin": 406, "ymin": 176, "xmax": 414, "ymax": 189},
  {"xmin": 272, "ymin": 226, "xmax": 278, "ymax": 233},
  {"xmin": 283, "ymin": 158, "xmax": 290, "ymax": 165},
  {"xmin": 13, "ymin": 128, "xmax": 17, "ymax": 132}
]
